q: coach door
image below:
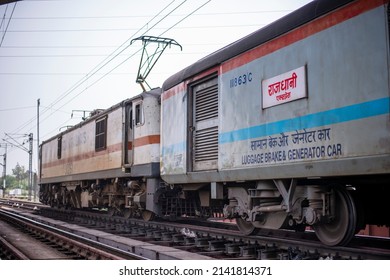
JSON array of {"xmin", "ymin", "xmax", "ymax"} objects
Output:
[
  {"xmin": 189, "ymin": 76, "xmax": 219, "ymax": 171},
  {"xmin": 124, "ymin": 102, "xmax": 133, "ymax": 166}
]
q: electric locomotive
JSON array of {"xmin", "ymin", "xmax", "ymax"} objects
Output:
[{"xmin": 39, "ymin": 89, "xmax": 161, "ymax": 220}]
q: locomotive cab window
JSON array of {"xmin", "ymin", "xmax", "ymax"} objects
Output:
[
  {"xmin": 95, "ymin": 116, "xmax": 107, "ymax": 151},
  {"xmin": 129, "ymin": 107, "xmax": 133, "ymax": 129},
  {"xmin": 135, "ymin": 102, "xmax": 144, "ymax": 126}
]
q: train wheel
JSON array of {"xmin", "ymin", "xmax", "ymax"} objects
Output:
[
  {"xmin": 107, "ymin": 207, "xmax": 116, "ymax": 216},
  {"xmin": 123, "ymin": 209, "xmax": 132, "ymax": 219},
  {"xmin": 313, "ymin": 188, "xmax": 357, "ymax": 246},
  {"xmin": 142, "ymin": 210, "xmax": 155, "ymax": 221},
  {"xmin": 236, "ymin": 217, "xmax": 259, "ymax": 235}
]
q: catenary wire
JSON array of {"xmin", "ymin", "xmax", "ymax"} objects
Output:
[
  {"xmin": 0, "ymin": 2, "xmax": 17, "ymax": 47},
  {"xmin": 40, "ymin": 0, "xmax": 212, "ymax": 139},
  {"xmin": 7, "ymin": 9, "xmax": 292, "ymax": 20},
  {"xmin": 8, "ymin": 0, "xmax": 213, "ymax": 147},
  {"xmin": 36, "ymin": 0, "xmax": 189, "ymax": 137},
  {"xmin": 0, "ymin": 4, "xmax": 9, "ymax": 31},
  {"xmin": 9, "ymin": 0, "xmax": 180, "ymax": 136}
]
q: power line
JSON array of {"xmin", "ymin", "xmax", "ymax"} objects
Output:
[
  {"xmin": 0, "ymin": 105, "xmax": 68, "ymax": 114},
  {"xmin": 4, "ymin": 23, "xmax": 262, "ymax": 33},
  {"xmin": 51, "ymin": 0, "xmax": 212, "ymax": 111},
  {"xmin": 9, "ymin": 0, "xmax": 213, "ymax": 140},
  {"xmin": 10, "ymin": 0, "xmax": 182, "ymax": 136},
  {"xmin": 0, "ymin": 4, "xmax": 9, "ymax": 31},
  {"xmin": 0, "ymin": 2, "xmax": 16, "ymax": 47},
  {"xmin": 40, "ymin": 117, "xmax": 72, "ymax": 140},
  {"xmin": 1, "ymin": 0, "xmax": 214, "ymax": 174},
  {"xmin": 1, "ymin": 43, "xmax": 221, "ymax": 49},
  {"xmin": 6, "ymin": 27, "xmax": 146, "ymax": 33},
  {"xmin": 0, "ymin": 72, "xmax": 135, "ymax": 75},
  {"xmin": 7, "ymin": 10, "xmax": 293, "ymax": 20},
  {"xmin": 160, "ymin": 0, "xmax": 211, "ymax": 36},
  {"xmin": 35, "ymin": 5, "xmax": 186, "ymax": 132},
  {"xmin": 38, "ymin": 0, "xmax": 213, "ymax": 137},
  {"xmin": 0, "ymin": 105, "xmax": 36, "ymax": 112},
  {"xmin": 0, "ymin": 50, "xmax": 209, "ymax": 58},
  {"xmin": 0, "ymin": 53, "xmax": 135, "ymax": 58},
  {"xmin": 1, "ymin": 45, "xmax": 119, "ymax": 48}
]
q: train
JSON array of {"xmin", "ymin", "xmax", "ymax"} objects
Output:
[{"xmin": 39, "ymin": 0, "xmax": 390, "ymax": 246}]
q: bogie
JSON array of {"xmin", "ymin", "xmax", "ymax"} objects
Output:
[{"xmin": 224, "ymin": 181, "xmax": 359, "ymax": 246}]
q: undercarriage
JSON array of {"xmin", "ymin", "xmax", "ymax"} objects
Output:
[
  {"xmin": 39, "ymin": 178, "xmax": 152, "ymax": 219},
  {"xmin": 222, "ymin": 177, "xmax": 390, "ymax": 246}
]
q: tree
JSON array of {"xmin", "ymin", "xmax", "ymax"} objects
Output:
[
  {"xmin": 5, "ymin": 175, "xmax": 17, "ymax": 189},
  {"xmin": 12, "ymin": 163, "xmax": 28, "ymax": 189}
]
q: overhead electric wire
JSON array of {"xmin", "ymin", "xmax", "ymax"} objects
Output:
[
  {"xmin": 1, "ymin": 45, "xmax": 119, "ymax": 48},
  {"xmin": 0, "ymin": 105, "xmax": 36, "ymax": 112},
  {"xmin": 0, "ymin": 50, "xmax": 209, "ymax": 58},
  {"xmin": 9, "ymin": 9, "xmax": 292, "ymax": 20},
  {"xmin": 160, "ymin": 0, "xmax": 211, "ymax": 36},
  {"xmin": 10, "ymin": 0, "xmax": 213, "ymax": 141},
  {"xmin": 39, "ymin": 0, "xmax": 194, "ymax": 139},
  {"xmin": 37, "ymin": 0, "xmax": 187, "ymax": 133},
  {"xmin": 0, "ymin": 4, "xmax": 9, "ymax": 31},
  {"xmin": 63, "ymin": 0, "xmax": 184, "ymax": 96},
  {"xmin": 18, "ymin": 0, "xmax": 190, "ymax": 139},
  {"xmin": 0, "ymin": 2, "xmax": 17, "ymax": 47},
  {"xmin": 10, "ymin": 0, "xmax": 178, "ymax": 136},
  {"xmin": 45, "ymin": 0, "xmax": 212, "ymax": 119},
  {"xmin": 0, "ymin": 1, "xmax": 298, "ymax": 173},
  {"xmin": 40, "ymin": 0, "xmax": 213, "ymax": 139},
  {"xmin": 4, "ymin": 23, "xmax": 263, "ymax": 33}
]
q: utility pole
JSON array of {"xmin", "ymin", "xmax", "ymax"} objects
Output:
[
  {"xmin": 37, "ymin": 99, "xmax": 40, "ymax": 202},
  {"xmin": 3, "ymin": 133, "xmax": 33, "ymax": 200},
  {"xmin": 0, "ymin": 143, "xmax": 7, "ymax": 198},
  {"xmin": 28, "ymin": 133, "xmax": 33, "ymax": 201}
]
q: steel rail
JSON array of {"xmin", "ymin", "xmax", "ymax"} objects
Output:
[
  {"xmin": 0, "ymin": 208, "xmax": 147, "ymax": 260},
  {"xmin": 0, "ymin": 235, "xmax": 29, "ymax": 260},
  {"xmin": 41, "ymin": 207, "xmax": 390, "ymax": 260},
  {"xmin": 4, "ymin": 205, "xmax": 390, "ymax": 260}
]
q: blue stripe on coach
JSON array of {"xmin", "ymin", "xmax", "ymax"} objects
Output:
[{"xmin": 219, "ymin": 97, "xmax": 390, "ymax": 144}]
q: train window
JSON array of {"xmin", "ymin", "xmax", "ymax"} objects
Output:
[
  {"xmin": 135, "ymin": 103, "xmax": 144, "ymax": 126},
  {"xmin": 95, "ymin": 116, "xmax": 107, "ymax": 151},
  {"xmin": 129, "ymin": 107, "xmax": 133, "ymax": 129},
  {"xmin": 57, "ymin": 136, "xmax": 62, "ymax": 159}
]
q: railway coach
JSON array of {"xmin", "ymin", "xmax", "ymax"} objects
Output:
[
  {"xmin": 160, "ymin": 0, "xmax": 390, "ymax": 246},
  {"xmin": 39, "ymin": 0, "xmax": 390, "ymax": 246}
]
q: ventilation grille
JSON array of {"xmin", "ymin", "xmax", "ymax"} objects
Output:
[
  {"xmin": 195, "ymin": 84, "xmax": 218, "ymax": 122},
  {"xmin": 194, "ymin": 126, "xmax": 218, "ymax": 162},
  {"xmin": 194, "ymin": 81, "xmax": 218, "ymax": 167}
]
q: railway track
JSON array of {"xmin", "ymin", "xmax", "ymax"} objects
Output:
[
  {"xmin": 41, "ymin": 208, "xmax": 390, "ymax": 260},
  {"xmin": 1, "ymin": 200, "xmax": 389, "ymax": 260},
  {"xmin": 0, "ymin": 207, "xmax": 145, "ymax": 260}
]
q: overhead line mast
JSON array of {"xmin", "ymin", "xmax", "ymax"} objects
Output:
[{"xmin": 3, "ymin": 133, "xmax": 34, "ymax": 200}]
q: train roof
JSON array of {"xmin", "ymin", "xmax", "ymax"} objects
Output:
[
  {"xmin": 162, "ymin": 0, "xmax": 354, "ymax": 90},
  {"xmin": 41, "ymin": 87, "xmax": 161, "ymax": 145}
]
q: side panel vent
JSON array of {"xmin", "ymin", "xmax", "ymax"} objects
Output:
[
  {"xmin": 194, "ymin": 126, "xmax": 218, "ymax": 162},
  {"xmin": 192, "ymin": 77, "xmax": 219, "ymax": 171},
  {"xmin": 195, "ymin": 84, "xmax": 218, "ymax": 121}
]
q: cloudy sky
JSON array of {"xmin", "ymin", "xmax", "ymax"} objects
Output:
[{"xmin": 0, "ymin": 0, "xmax": 311, "ymax": 175}]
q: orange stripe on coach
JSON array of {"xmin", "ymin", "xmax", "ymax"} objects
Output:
[{"xmin": 221, "ymin": 0, "xmax": 386, "ymax": 73}]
